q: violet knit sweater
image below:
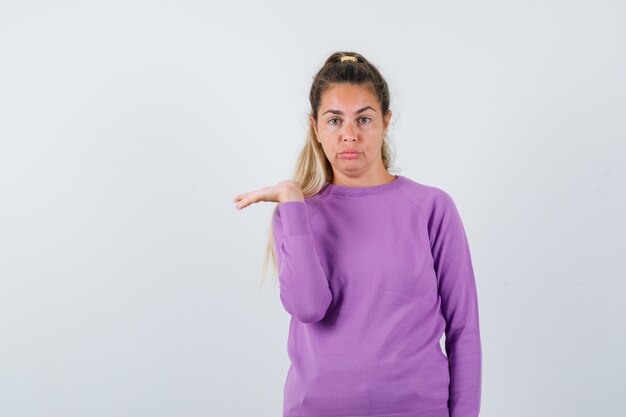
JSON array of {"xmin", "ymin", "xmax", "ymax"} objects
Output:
[{"xmin": 272, "ymin": 174, "xmax": 482, "ymax": 417}]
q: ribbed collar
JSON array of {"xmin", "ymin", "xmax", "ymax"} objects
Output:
[{"xmin": 322, "ymin": 174, "xmax": 405, "ymax": 197}]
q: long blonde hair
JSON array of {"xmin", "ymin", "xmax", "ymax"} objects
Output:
[{"xmin": 259, "ymin": 51, "xmax": 397, "ymax": 288}]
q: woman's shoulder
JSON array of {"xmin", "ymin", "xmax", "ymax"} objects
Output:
[
  {"xmin": 398, "ymin": 177, "xmax": 456, "ymax": 221},
  {"xmin": 396, "ymin": 174, "xmax": 457, "ymax": 209}
]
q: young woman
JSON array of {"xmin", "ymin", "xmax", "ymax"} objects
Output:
[{"xmin": 233, "ymin": 51, "xmax": 482, "ymax": 417}]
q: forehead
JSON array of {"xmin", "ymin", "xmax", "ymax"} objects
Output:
[{"xmin": 319, "ymin": 83, "xmax": 379, "ymax": 111}]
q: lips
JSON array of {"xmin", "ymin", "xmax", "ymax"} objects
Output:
[{"xmin": 339, "ymin": 151, "xmax": 361, "ymax": 159}]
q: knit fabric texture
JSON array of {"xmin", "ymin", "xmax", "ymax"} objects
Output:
[{"xmin": 272, "ymin": 174, "xmax": 482, "ymax": 417}]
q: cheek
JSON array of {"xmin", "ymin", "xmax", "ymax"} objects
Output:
[{"xmin": 320, "ymin": 124, "xmax": 339, "ymax": 135}]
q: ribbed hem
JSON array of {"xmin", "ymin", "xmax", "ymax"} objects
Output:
[
  {"xmin": 284, "ymin": 407, "xmax": 448, "ymax": 417},
  {"xmin": 277, "ymin": 201, "xmax": 312, "ymax": 237}
]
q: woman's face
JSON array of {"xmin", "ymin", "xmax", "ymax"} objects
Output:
[{"xmin": 310, "ymin": 83, "xmax": 391, "ymax": 180}]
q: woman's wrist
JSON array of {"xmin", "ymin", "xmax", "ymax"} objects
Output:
[{"xmin": 279, "ymin": 189, "xmax": 305, "ymax": 203}]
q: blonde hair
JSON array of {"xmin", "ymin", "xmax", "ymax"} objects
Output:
[{"xmin": 259, "ymin": 51, "xmax": 398, "ymax": 288}]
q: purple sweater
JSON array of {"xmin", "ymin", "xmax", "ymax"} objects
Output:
[{"xmin": 272, "ymin": 174, "xmax": 482, "ymax": 417}]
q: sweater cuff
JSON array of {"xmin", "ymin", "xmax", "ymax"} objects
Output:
[{"xmin": 277, "ymin": 201, "xmax": 312, "ymax": 237}]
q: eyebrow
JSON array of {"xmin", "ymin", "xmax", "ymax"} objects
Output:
[{"xmin": 321, "ymin": 106, "xmax": 377, "ymax": 116}]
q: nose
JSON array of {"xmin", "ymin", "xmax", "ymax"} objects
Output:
[{"xmin": 342, "ymin": 122, "xmax": 357, "ymax": 141}]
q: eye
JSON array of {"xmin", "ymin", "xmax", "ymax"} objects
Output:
[
  {"xmin": 359, "ymin": 117, "xmax": 371, "ymax": 123},
  {"xmin": 328, "ymin": 118, "xmax": 341, "ymax": 125}
]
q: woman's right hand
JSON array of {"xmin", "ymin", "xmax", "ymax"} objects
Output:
[{"xmin": 232, "ymin": 180, "xmax": 305, "ymax": 211}]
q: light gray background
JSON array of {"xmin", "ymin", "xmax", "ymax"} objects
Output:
[{"xmin": 1, "ymin": 1, "xmax": 624, "ymax": 416}]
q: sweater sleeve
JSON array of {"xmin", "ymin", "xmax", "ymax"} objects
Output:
[
  {"xmin": 428, "ymin": 191, "xmax": 482, "ymax": 417},
  {"xmin": 272, "ymin": 201, "xmax": 333, "ymax": 324}
]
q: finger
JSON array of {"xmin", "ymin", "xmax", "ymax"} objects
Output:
[
  {"xmin": 235, "ymin": 194, "xmax": 256, "ymax": 210},
  {"xmin": 233, "ymin": 192, "xmax": 250, "ymax": 203}
]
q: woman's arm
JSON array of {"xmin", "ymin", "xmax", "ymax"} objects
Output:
[
  {"xmin": 273, "ymin": 201, "xmax": 333, "ymax": 324},
  {"xmin": 429, "ymin": 190, "xmax": 482, "ymax": 417}
]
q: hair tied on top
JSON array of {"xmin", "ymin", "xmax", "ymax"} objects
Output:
[{"xmin": 340, "ymin": 56, "xmax": 358, "ymax": 63}]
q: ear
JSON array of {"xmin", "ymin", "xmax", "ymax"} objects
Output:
[
  {"xmin": 309, "ymin": 115, "xmax": 319, "ymax": 142},
  {"xmin": 383, "ymin": 110, "xmax": 392, "ymax": 133}
]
